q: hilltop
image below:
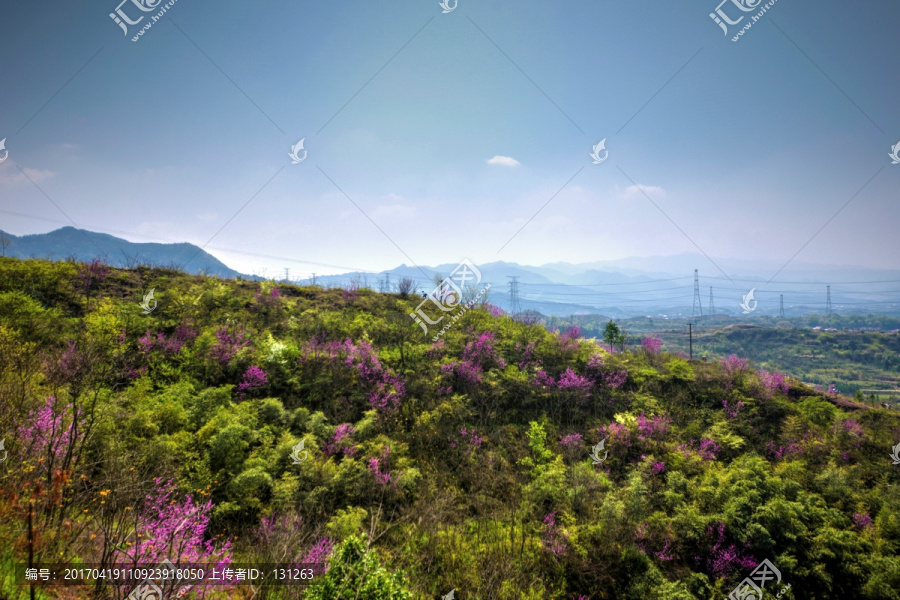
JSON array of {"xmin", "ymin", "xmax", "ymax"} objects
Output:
[
  {"xmin": 1, "ymin": 257, "xmax": 899, "ymax": 599},
  {"xmin": 0, "ymin": 227, "xmax": 244, "ymax": 278}
]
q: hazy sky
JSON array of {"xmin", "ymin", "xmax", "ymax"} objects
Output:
[{"xmin": 1, "ymin": 0, "xmax": 898, "ymax": 277}]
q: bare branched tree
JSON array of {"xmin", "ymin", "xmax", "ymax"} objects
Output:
[{"xmin": 396, "ymin": 276, "xmax": 417, "ymax": 298}]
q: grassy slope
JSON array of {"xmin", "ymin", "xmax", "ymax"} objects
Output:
[{"xmin": 1, "ymin": 258, "xmax": 900, "ymax": 600}]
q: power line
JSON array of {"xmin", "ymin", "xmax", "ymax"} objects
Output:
[{"xmin": 525, "ymin": 276, "xmax": 694, "ymax": 287}]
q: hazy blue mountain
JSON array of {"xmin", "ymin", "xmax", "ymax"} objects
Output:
[
  {"xmin": 4, "ymin": 228, "xmax": 896, "ymax": 317},
  {"xmin": 0, "ymin": 227, "xmax": 245, "ymax": 278}
]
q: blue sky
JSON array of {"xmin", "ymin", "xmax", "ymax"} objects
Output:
[{"xmin": 1, "ymin": 0, "xmax": 898, "ymax": 278}]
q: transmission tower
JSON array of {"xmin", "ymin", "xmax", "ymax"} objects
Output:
[
  {"xmin": 826, "ymin": 285, "xmax": 832, "ymax": 316},
  {"xmin": 507, "ymin": 276, "xmax": 522, "ymax": 315},
  {"xmin": 284, "ymin": 268, "xmax": 290, "ymax": 283},
  {"xmin": 384, "ymin": 273, "xmax": 390, "ymax": 293},
  {"xmin": 708, "ymin": 286, "xmax": 715, "ymax": 316},
  {"xmin": 779, "ymin": 295, "xmax": 785, "ymax": 318},
  {"xmin": 692, "ymin": 270, "xmax": 703, "ymax": 318},
  {"xmin": 311, "ymin": 273, "xmax": 317, "ymax": 286}
]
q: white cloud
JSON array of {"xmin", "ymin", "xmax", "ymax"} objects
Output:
[
  {"xmin": 0, "ymin": 166, "xmax": 56, "ymax": 185},
  {"xmin": 487, "ymin": 155, "xmax": 521, "ymax": 167},
  {"xmin": 373, "ymin": 204, "xmax": 416, "ymax": 219},
  {"xmin": 621, "ymin": 184, "xmax": 666, "ymax": 199}
]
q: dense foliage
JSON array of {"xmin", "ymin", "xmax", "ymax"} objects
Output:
[
  {"xmin": 545, "ymin": 315, "xmax": 900, "ymax": 396},
  {"xmin": 1, "ymin": 258, "xmax": 899, "ymax": 599}
]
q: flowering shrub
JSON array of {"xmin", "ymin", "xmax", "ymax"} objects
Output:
[
  {"xmin": 586, "ymin": 354, "xmax": 627, "ymax": 389},
  {"xmin": 252, "ymin": 285, "xmax": 282, "ymax": 311},
  {"xmin": 534, "ymin": 369, "xmax": 554, "ymax": 388},
  {"xmin": 699, "ymin": 522, "xmax": 757, "ymax": 580},
  {"xmin": 598, "ymin": 421, "xmax": 633, "ymax": 450},
  {"xmin": 557, "ymin": 368, "xmax": 592, "ymax": 394},
  {"xmin": 138, "ymin": 326, "xmax": 197, "ymax": 357},
  {"xmin": 757, "ymin": 370, "xmax": 789, "ymax": 397},
  {"xmin": 721, "ymin": 355, "xmax": 749, "ymax": 375},
  {"xmin": 343, "ymin": 340, "xmax": 406, "ymax": 411},
  {"xmin": 448, "ymin": 426, "xmax": 484, "ymax": 455},
  {"xmin": 122, "ymin": 478, "xmax": 232, "ymax": 594},
  {"xmin": 641, "ymin": 337, "xmax": 662, "ymax": 354},
  {"xmin": 77, "ymin": 259, "xmax": 110, "ymax": 294},
  {"xmin": 531, "ymin": 368, "xmax": 592, "ymax": 402},
  {"xmin": 636, "ymin": 413, "xmax": 671, "ymax": 442},
  {"xmin": 541, "ymin": 513, "xmax": 568, "ymax": 557},
  {"xmin": 675, "ymin": 438, "xmax": 721, "ymax": 461},
  {"xmin": 559, "ymin": 433, "xmax": 584, "ymax": 450},
  {"xmin": 236, "ymin": 366, "xmax": 268, "ymax": 398},
  {"xmin": 303, "ymin": 537, "xmax": 335, "ymax": 566},
  {"xmin": 323, "ymin": 423, "xmax": 357, "ymax": 457},
  {"xmin": 698, "ymin": 438, "xmax": 721, "ymax": 461},
  {"xmin": 558, "ymin": 326, "xmax": 582, "ymax": 352},
  {"xmin": 515, "ymin": 340, "xmax": 537, "ymax": 370},
  {"xmin": 368, "ymin": 446, "xmax": 395, "ymax": 487},
  {"xmin": 18, "ymin": 396, "xmax": 83, "ymax": 462},
  {"xmin": 723, "ymin": 399, "xmax": 745, "ymax": 421},
  {"xmin": 462, "ymin": 331, "xmax": 506, "ymax": 371},
  {"xmin": 853, "ymin": 513, "xmax": 873, "ymax": 530},
  {"xmin": 443, "ymin": 360, "xmax": 483, "ymax": 388},
  {"xmin": 650, "ymin": 461, "xmax": 666, "ymax": 475},
  {"xmin": 484, "ymin": 303, "xmax": 505, "ymax": 317},
  {"xmin": 211, "ymin": 325, "xmax": 252, "ymax": 365},
  {"xmin": 765, "ymin": 440, "xmax": 804, "ymax": 460},
  {"xmin": 442, "ymin": 332, "xmax": 506, "ymax": 393}
]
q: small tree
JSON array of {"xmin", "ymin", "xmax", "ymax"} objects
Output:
[
  {"xmin": 304, "ymin": 534, "xmax": 411, "ymax": 600},
  {"xmin": 396, "ymin": 277, "xmax": 417, "ymax": 298},
  {"xmin": 603, "ymin": 320, "xmax": 623, "ymax": 352}
]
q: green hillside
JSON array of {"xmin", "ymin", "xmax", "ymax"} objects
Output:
[
  {"xmin": 1, "ymin": 258, "xmax": 899, "ymax": 599},
  {"xmin": 544, "ymin": 315, "xmax": 900, "ymax": 399}
]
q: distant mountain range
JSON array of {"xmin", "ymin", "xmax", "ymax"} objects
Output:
[
  {"xmin": 0, "ymin": 227, "xmax": 243, "ymax": 278},
  {"xmin": 3, "ymin": 227, "xmax": 899, "ymax": 318},
  {"xmin": 303, "ymin": 258, "xmax": 900, "ymax": 319}
]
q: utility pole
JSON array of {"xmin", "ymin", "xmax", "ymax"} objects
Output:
[
  {"xmin": 779, "ymin": 294, "xmax": 785, "ymax": 318},
  {"xmin": 692, "ymin": 269, "xmax": 703, "ymax": 318},
  {"xmin": 826, "ymin": 285, "xmax": 832, "ymax": 317},
  {"xmin": 507, "ymin": 276, "xmax": 522, "ymax": 315},
  {"xmin": 708, "ymin": 286, "xmax": 715, "ymax": 316}
]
